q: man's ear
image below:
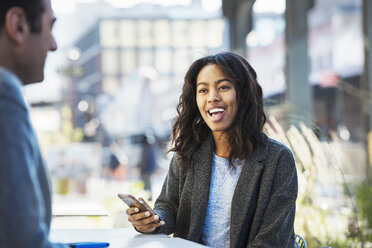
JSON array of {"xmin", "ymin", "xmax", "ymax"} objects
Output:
[{"xmin": 4, "ymin": 7, "xmax": 30, "ymax": 44}]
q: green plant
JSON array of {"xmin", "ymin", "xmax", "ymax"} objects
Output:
[
  {"xmin": 356, "ymin": 182, "xmax": 372, "ymax": 242},
  {"xmin": 264, "ymin": 115, "xmax": 367, "ymax": 247}
]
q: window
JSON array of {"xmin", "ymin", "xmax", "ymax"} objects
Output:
[
  {"xmin": 154, "ymin": 19, "xmax": 171, "ymax": 47},
  {"xmin": 102, "ymin": 77, "xmax": 119, "ymax": 94},
  {"xmin": 172, "ymin": 20, "xmax": 188, "ymax": 48},
  {"xmin": 189, "ymin": 20, "xmax": 205, "ymax": 48},
  {"xmin": 138, "ymin": 20, "xmax": 153, "ymax": 48},
  {"xmin": 101, "ymin": 49, "xmax": 119, "ymax": 75},
  {"xmin": 121, "ymin": 50, "xmax": 137, "ymax": 74},
  {"xmin": 205, "ymin": 19, "xmax": 225, "ymax": 48},
  {"xmin": 173, "ymin": 49, "xmax": 190, "ymax": 75},
  {"xmin": 100, "ymin": 20, "xmax": 119, "ymax": 48},
  {"xmin": 139, "ymin": 50, "xmax": 153, "ymax": 67},
  {"xmin": 119, "ymin": 20, "xmax": 137, "ymax": 48},
  {"xmin": 155, "ymin": 49, "xmax": 172, "ymax": 73}
]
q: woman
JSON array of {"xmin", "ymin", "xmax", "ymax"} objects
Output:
[{"xmin": 126, "ymin": 52, "xmax": 298, "ymax": 247}]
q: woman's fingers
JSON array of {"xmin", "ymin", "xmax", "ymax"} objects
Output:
[
  {"xmin": 125, "ymin": 206, "xmax": 165, "ymax": 233},
  {"xmin": 129, "ymin": 212, "xmax": 158, "ymax": 224},
  {"xmin": 134, "ymin": 221, "xmax": 165, "ymax": 233},
  {"xmin": 126, "ymin": 207, "xmax": 140, "ymax": 215},
  {"xmin": 129, "ymin": 213, "xmax": 165, "ymax": 233},
  {"xmin": 133, "ymin": 215, "xmax": 165, "ymax": 233}
]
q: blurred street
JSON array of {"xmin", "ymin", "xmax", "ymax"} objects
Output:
[{"xmin": 20, "ymin": 0, "xmax": 372, "ymax": 246}]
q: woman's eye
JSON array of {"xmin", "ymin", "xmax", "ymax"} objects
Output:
[
  {"xmin": 219, "ymin": 85, "xmax": 230, "ymax": 90},
  {"xmin": 198, "ymin": 89, "xmax": 207, "ymax": 93}
]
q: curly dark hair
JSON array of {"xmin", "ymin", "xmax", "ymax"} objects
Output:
[
  {"xmin": 0, "ymin": 0, "xmax": 45, "ymax": 33},
  {"xmin": 169, "ymin": 51, "xmax": 266, "ymax": 168}
]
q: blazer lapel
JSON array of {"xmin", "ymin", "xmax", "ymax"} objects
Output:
[
  {"xmin": 230, "ymin": 133, "xmax": 268, "ymax": 247},
  {"xmin": 188, "ymin": 135, "xmax": 214, "ymax": 241}
]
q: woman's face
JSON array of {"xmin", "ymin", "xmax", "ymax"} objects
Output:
[{"xmin": 196, "ymin": 64, "xmax": 238, "ymax": 136}]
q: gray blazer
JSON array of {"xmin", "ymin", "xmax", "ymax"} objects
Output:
[
  {"xmin": 0, "ymin": 67, "xmax": 67, "ymax": 248},
  {"xmin": 154, "ymin": 132, "xmax": 297, "ymax": 247}
]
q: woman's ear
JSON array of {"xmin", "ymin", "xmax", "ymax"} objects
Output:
[{"xmin": 4, "ymin": 7, "xmax": 29, "ymax": 44}]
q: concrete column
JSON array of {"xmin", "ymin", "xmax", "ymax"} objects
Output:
[
  {"xmin": 222, "ymin": 0, "xmax": 255, "ymax": 56},
  {"xmin": 362, "ymin": 0, "xmax": 372, "ymax": 180},
  {"xmin": 285, "ymin": 0, "xmax": 313, "ymax": 127}
]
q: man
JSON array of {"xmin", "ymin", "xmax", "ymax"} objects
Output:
[{"xmin": 0, "ymin": 0, "xmax": 67, "ymax": 247}]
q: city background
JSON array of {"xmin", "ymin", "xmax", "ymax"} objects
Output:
[{"xmin": 23, "ymin": 0, "xmax": 370, "ymax": 247}]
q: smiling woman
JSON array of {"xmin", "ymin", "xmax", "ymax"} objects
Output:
[{"xmin": 125, "ymin": 51, "xmax": 298, "ymax": 248}]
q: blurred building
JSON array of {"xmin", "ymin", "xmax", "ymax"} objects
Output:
[
  {"xmin": 68, "ymin": 4, "xmax": 228, "ymax": 141},
  {"xmin": 246, "ymin": 0, "xmax": 363, "ymax": 140}
]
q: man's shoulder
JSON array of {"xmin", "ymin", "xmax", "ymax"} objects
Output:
[
  {"xmin": 0, "ymin": 67, "xmax": 27, "ymax": 113},
  {"xmin": 0, "ymin": 66, "xmax": 22, "ymax": 87},
  {"xmin": 0, "ymin": 71, "xmax": 29, "ymax": 134}
]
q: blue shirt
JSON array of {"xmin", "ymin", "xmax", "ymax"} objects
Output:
[
  {"xmin": 201, "ymin": 154, "xmax": 243, "ymax": 247},
  {"xmin": 0, "ymin": 67, "xmax": 67, "ymax": 248}
]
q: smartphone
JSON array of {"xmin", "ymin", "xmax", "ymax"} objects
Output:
[{"xmin": 118, "ymin": 193, "xmax": 156, "ymax": 216}]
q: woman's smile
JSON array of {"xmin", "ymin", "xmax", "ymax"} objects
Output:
[{"xmin": 208, "ymin": 107, "xmax": 225, "ymax": 122}]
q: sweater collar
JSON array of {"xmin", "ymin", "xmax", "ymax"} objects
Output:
[{"xmin": 193, "ymin": 131, "xmax": 269, "ymax": 165}]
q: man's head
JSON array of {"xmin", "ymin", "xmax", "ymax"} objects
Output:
[
  {"xmin": 0, "ymin": 0, "xmax": 57, "ymax": 84},
  {"xmin": 0, "ymin": 0, "xmax": 45, "ymax": 33}
]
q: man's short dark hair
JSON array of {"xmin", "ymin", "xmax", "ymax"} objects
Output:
[{"xmin": 0, "ymin": 0, "xmax": 45, "ymax": 33}]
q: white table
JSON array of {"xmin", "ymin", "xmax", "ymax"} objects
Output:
[{"xmin": 51, "ymin": 228, "xmax": 207, "ymax": 248}]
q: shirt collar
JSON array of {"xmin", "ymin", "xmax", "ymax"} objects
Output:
[{"xmin": 0, "ymin": 66, "xmax": 23, "ymax": 88}]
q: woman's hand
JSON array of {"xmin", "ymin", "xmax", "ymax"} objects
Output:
[{"xmin": 126, "ymin": 206, "xmax": 165, "ymax": 233}]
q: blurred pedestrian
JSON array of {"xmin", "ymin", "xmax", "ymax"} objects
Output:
[
  {"xmin": 0, "ymin": 0, "xmax": 67, "ymax": 247},
  {"xmin": 138, "ymin": 134, "xmax": 157, "ymax": 200},
  {"xmin": 108, "ymin": 153, "xmax": 127, "ymax": 181}
]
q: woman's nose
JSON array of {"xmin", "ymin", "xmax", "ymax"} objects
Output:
[{"xmin": 208, "ymin": 90, "xmax": 220, "ymax": 102}]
